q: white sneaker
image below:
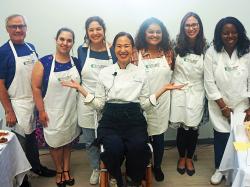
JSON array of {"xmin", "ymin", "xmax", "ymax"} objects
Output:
[
  {"xmin": 90, "ymin": 169, "xmax": 100, "ymax": 185},
  {"xmin": 210, "ymin": 169, "xmax": 223, "ymax": 185},
  {"xmin": 109, "ymin": 178, "xmax": 118, "ymax": 187}
]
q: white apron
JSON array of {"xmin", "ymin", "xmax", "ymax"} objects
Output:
[
  {"xmin": 170, "ymin": 54, "xmax": 205, "ymax": 127},
  {"xmin": 138, "ymin": 52, "xmax": 172, "ymax": 136},
  {"xmin": 78, "ymin": 44, "xmax": 113, "ymax": 129},
  {"xmin": 43, "ymin": 56, "xmax": 80, "ymax": 147},
  {"xmin": 8, "ymin": 41, "xmax": 37, "ymax": 137},
  {"xmin": 209, "ymin": 51, "xmax": 249, "ymax": 133}
]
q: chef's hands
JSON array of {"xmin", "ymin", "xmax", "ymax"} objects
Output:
[
  {"xmin": 39, "ymin": 110, "xmax": 49, "ymax": 127},
  {"xmin": 164, "ymin": 83, "xmax": 186, "ymax": 91},
  {"xmin": 5, "ymin": 110, "xmax": 17, "ymax": 127},
  {"xmin": 155, "ymin": 83, "xmax": 187, "ymax": 100}
]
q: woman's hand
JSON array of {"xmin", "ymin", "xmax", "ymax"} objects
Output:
[
  {"xmin": 61, "ymin": 79, "xmax": 88, "ymax": 97},
  {"xmin": 39, "ymin": 110, "xmax": 49, "ymax": 127},
  {"xmin": 61, "ymin": 79, "xmax": 80, "ymax": 90},
  {"xmin": 164, "ymin": 83, "xmax": 186, "ymax": 91},
  {"xmin": 221, "ymin": 106, "xmax": 233, "ymax": 123},
  {"xmin": 155, "ymin": 83, "xmax": 186, "ymax": 100},
  {"xmin": 244, "ymin": 108, "xmax": 250, "ymax": 121}
]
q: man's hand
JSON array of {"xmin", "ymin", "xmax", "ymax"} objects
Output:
[{"xmin": 5, "ymin": 110, "xmax": 17, "ymax": 127}]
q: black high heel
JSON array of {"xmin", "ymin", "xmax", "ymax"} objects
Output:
[
  {"xmin": 63, "ymin": 170, "xmax": 75, "ymax": 186},
  {"xmin": 56, "ymin": 172, "xmax": 66, "ymax": 187}
]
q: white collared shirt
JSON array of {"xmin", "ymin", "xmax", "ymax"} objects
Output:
[{"xmin": 84, "ymin": 63, "xmax": 157, "ymax": 111}]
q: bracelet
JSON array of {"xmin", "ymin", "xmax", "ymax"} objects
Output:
[{"xmin": 220, "ymin": 106, "xmax": 228, "ymax": 111}]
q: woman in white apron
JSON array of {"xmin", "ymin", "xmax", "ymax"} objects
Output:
[
  {"xmin": 32, "ymin": 28, "xmax": 80, "ymax": 187},
  {"xmin": 204, "ymin": 17, "xmax": 250, "ymax": 185},
  {"xmin": 77, "ymin": 16, "xmax": 117, "ymax": 185},
  {"xmin": 170, "ymin": 12, "xmax": 207, "ymax": 176},
  {"xmin": 134, "ymin": 17, "xmax": 173, "ymax": 182},
  {"xmin": 62, "ymin": 32, "xmax": 184, "ymax": 187}
]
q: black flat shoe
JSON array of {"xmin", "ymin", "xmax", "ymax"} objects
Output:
[
  {"xmin": 31, "ymin": 165, "xmax": 56, "ymax": 177},
  {"xmin": 63, "ymin": 170, "xmax": 75, "ymax": 186},
  {"xmin": 186, "ymin": 161, "xmax": 195, "ymax": 176},
  {"xmin": 177, "ymin": 159, "xmax": 185, "ymax": 175}
]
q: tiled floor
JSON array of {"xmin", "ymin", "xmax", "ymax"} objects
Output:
[{"xmin": 30, "ymin": 145, "xmax": 226, "ymax": 187}]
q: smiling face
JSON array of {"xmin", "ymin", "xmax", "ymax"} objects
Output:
[
  {"xmin": 6, "ymin": 16, "xmax": 27, "ymax": 44},
  {"xmin": 114, "ymin": 36, "xmax": 133, "ymax": 65},
  {"xmin": 221, "ymin": 23, "xmax": 238, "ymax": 50},
  {"xmin": 87, "ymin": 21, "xmax": 105, "ymax": 44},
  {"xmin": 145, "ymin": 23, "xmax": 162, "ymax": 47},
  {"xmin": 56, "ymin": 31, "xmax": 74, "ymax": 55},
  {"xmin": 184, "ymin": 16, "xmax": 200, "ymax": 41}
]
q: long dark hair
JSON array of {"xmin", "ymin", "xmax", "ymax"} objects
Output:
[
  {"xmin": 84, "ymin": 16, "xmax": 106, "ymax": 44},
  {"xmin": 213, "ymin": 16, "xmax": 250, "ymax": 57},
  {"xmin": 175, "ymin": 12, "xmax": 206, "ymax": 57},
  {"xmin": 135, "ymin": 17, "xmax": 171, "ymax": 52}
]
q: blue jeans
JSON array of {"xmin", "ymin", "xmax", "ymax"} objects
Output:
[
  {"xmin": 82, "ymin": 128, "xmax": 100, "ymax": 170},
  {"xmin": 213, "ymin": 129, "xmax": 230, "ymax": 168}
]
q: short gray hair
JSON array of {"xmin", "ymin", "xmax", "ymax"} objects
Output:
[{"xmin": 5, "ymin": 14, "xmax": 27, "ymax": 28}]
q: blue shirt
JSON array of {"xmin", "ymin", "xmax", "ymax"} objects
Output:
[
  {"xmin": 77, "ymin": 46, "xmax": 117, "ymax": 70},
  {"xmin": 0, "ymin": 41, "xmax": 37, "ymax": 89},
  {"xmin": 40, "ymin": 55, "xmax": 81, "ymax": 97}
]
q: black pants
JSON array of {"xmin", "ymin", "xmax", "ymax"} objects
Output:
[
  {"xmin": 98, "ymin": 103, "xmax": 151, "ymax": 187},
  {"xmin": 213, "ymin": 129, "xmax": 230, "ymax": 168},
  {"xmin": 15, "ymin": 131, "xmax": 41, "ymax": 171},
  {"xmin": 149, "ymin": 133, "xmax": 164, "ymax": 168},
  {"xmin": 176, "ymin": 127, "xmax": 199, "ymax": 159}
]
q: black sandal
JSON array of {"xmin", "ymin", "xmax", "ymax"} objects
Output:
[
  {"xmin": 56, "ymin": 172, "xmax": 66, "ymax": 187},
  {"xmin": 63, "ymin": 170, "xmax": 75, "ymax": 186}
]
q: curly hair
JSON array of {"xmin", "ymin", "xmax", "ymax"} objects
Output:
[
  {"xmin": 135, "ymin": 17, "xmax": 171, "ymax": 52},
  {"xmin": 213, "ymin": 16, "xmax": 250, "ymax": 57},
  {"xmin": 84, "ymin": 16, "xmax": 106, "ymax": 44},
  {"xmin": 175, "ymin": 12, "xmax": 206, "ymax": 57}
]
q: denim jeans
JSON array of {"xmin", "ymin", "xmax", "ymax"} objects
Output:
[{"xmin": 82, "ymin": 127, "xmax": 100, "ymax": 169}]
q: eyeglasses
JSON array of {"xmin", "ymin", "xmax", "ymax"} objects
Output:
[
  {"xmin": 7, "ymin": 24, "xmax": 27, "ymax": 30},
  {"xmin": 184, "ymin": 23, "xmax": 199, "ymax": 30}
]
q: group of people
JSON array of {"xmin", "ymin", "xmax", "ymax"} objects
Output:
[{"xmin": 0, "ymin": 12, "xmax": 250, "ymax": 187}]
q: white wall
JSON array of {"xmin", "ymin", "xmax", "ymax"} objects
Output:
[{"xmin": 1, "ymin": 0, "xmax": 250, "ymax": 140}]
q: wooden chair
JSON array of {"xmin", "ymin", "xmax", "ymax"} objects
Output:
[{"xmin": 99, "ymin": 144, "xmax": 153, "ymax": 187}]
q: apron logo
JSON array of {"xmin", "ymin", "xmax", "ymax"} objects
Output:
[
  {"xmin": 224, "ymin": 66, "xmax": 238, "ymax": 72},
  {"xmin": 145, "ymin": 63, "xmax": 160, "ymax": 69},
  {"xmin": 57, "ymin": 75, "xmax": 72, "ymax": 82},
  {"xmin": 23, "ymin": 60, "xmax": 34, "ymax": 65},
  {"xmin": 183, "ymin": 57, "xmax": 198, "ymax": 64},
  {"xmin": 91, "ymin": 64, "xmax": 107, "ymax": 69}
]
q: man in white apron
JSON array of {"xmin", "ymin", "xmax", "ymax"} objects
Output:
[{"xmin": 0, "ymin": 14, "xmax": 55, "ymax": 187}]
